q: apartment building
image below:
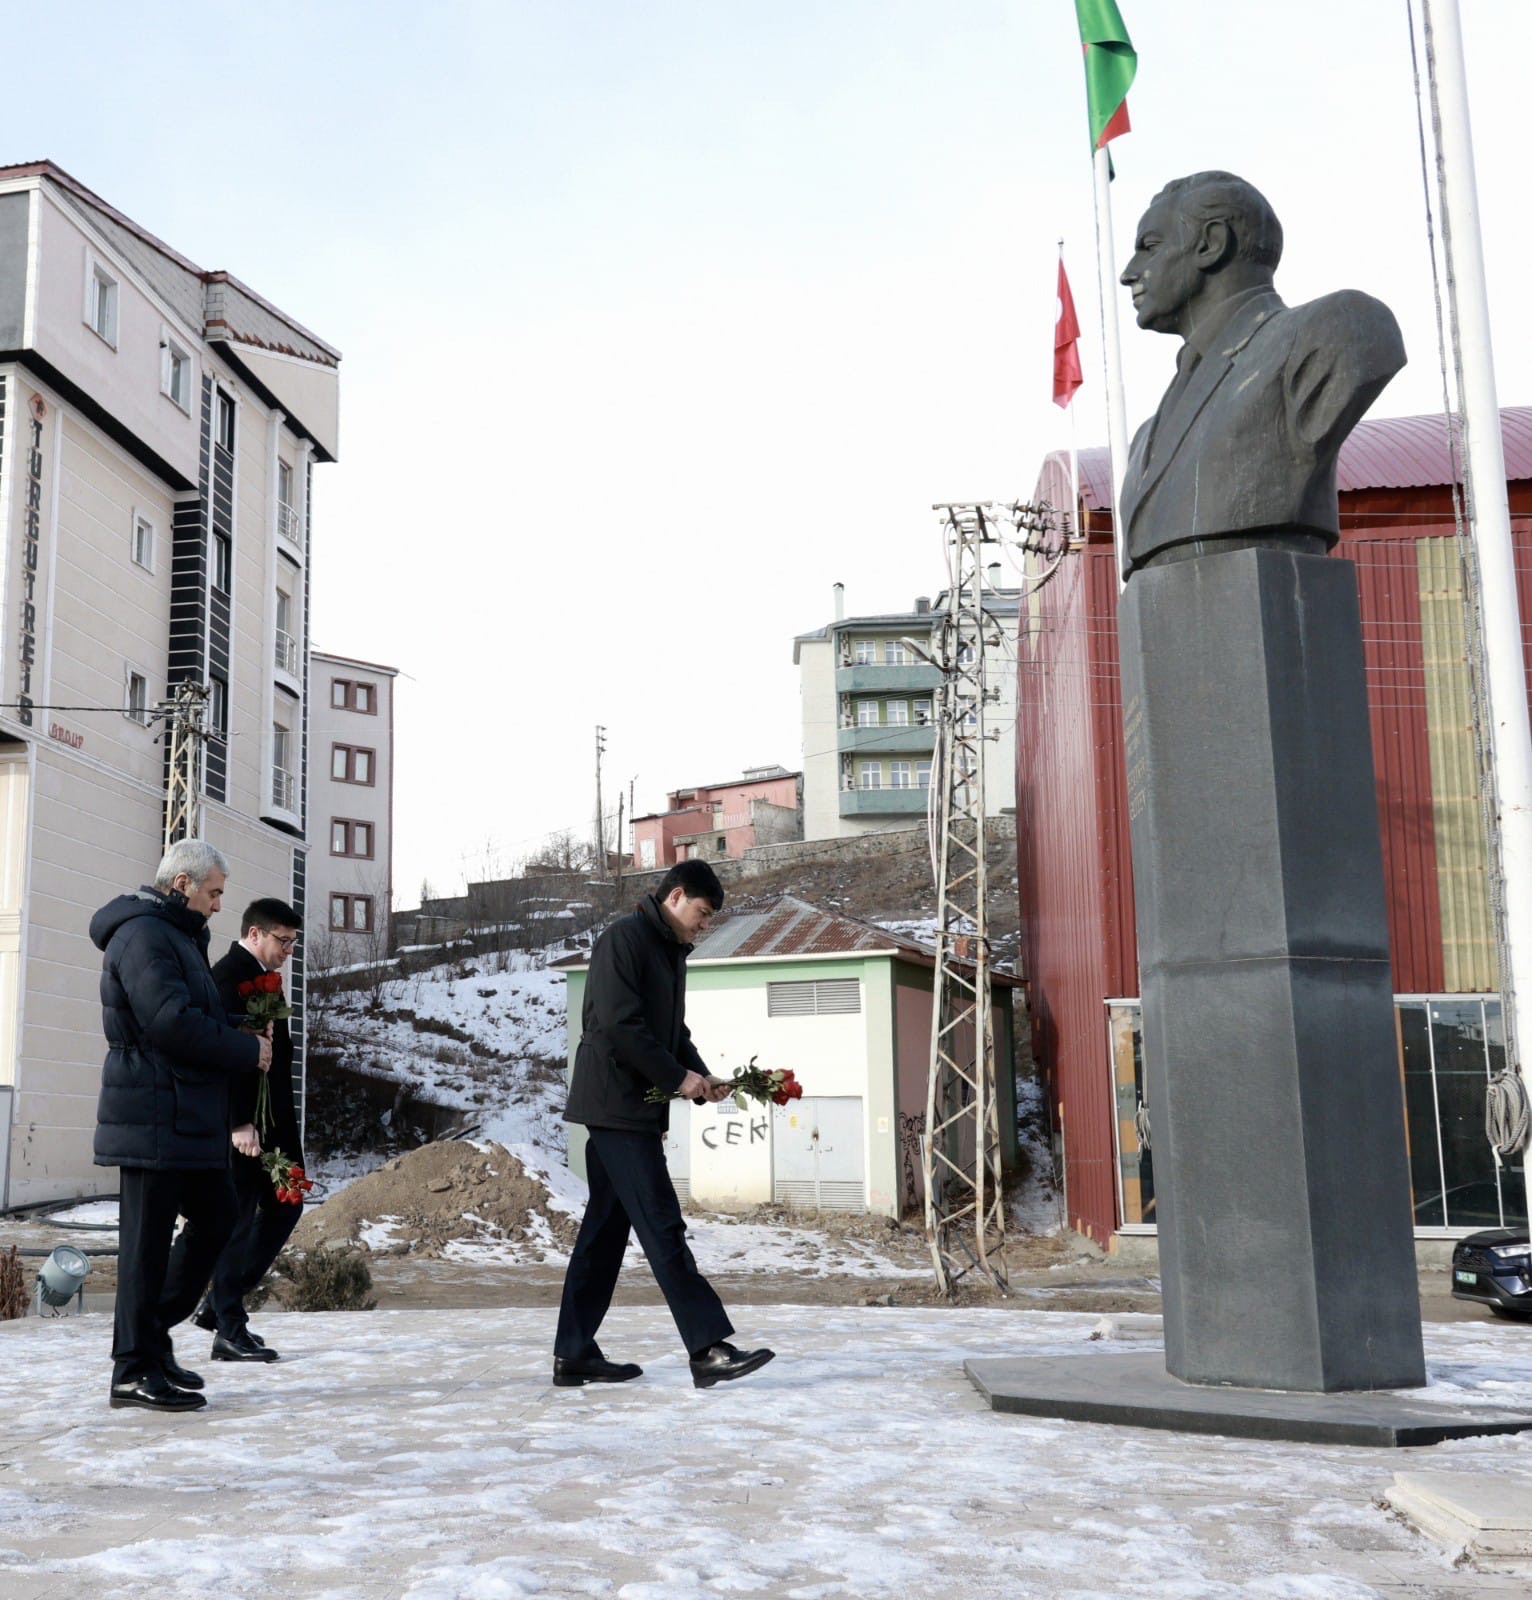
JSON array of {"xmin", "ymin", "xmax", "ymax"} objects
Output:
[
  {"xmin": 0, "ymin": 162, "xmax": 339, "ymax": 1204},
  {"xmin": 307, "ymin": 650, "xmax": 396, "ymax": 965},
  {"xmin": 630, "ymin": 765, "xmax": 801, "ymax": 869},
  {"xmin": 792, "ymin": 587, "xmax": 1019, "ymax": 841}
]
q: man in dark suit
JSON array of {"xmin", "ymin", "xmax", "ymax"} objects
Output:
[
  {"xmin": 555, "ymin": 860, "xmax": 775, "ymax": 1391},
  {"xmin": 1117, "ymin": 170, "xmax": 1406, "ymax": 579},
  {"xmin": 190, "ymin": 897, "xmax": 304, "ymax": 1363},
  {"xmin": 93, "ymin": 839, "xmax": 270, "ymax": 1411}
]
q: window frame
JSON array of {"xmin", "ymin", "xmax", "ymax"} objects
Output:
[
  {"xmin": 83, "ymin": 251, "xmax": 119, "ymax": 348},
  {"xmin": 330, "ymin": 678, "xmax": 378, "ymax": 715},
  {"xmin": 856, "ymin": 698, "xmax": 879, "ymax": 728},
  {"xmin": 215, "ymin": 387, "xmax": 236, "ymax": 453},
  {"xmin": 160, "ymin": 327, "xmax": 193, "ymax": 411},
  {"xmin": 331, "ymin": 892, "xmax": 374, "ymax": 933},
  {"xmin": 852, "ymin": 637, "xmax": 876, "ymax": 666},
  {"xmin": 130, "ymin": 509, "xmax": 156, "ymax": 574},
  {"xmin": 331, "ymin": 743, "xmax": 376, "ymax": 786},
  {"xmin": 889, "ymin": 761, "xmax": 913, "ymax": 789},
  {"xmin": 212, "ymin": 532, "xmax": 232, "ymax": 595},
  {"xmin": 124, "ymin": 669, "xmax": 150, "ymax": 726},
  {"xmin": 330, "ymin": 818, "xmax": 375, "ymax": 859},
  {"xmin": 857, "ymin": 762, "xmax": 882, "ymax": 791},
  {"xmin": 883, "ymin": 639, "xmax": 907, "ymax": 666}
]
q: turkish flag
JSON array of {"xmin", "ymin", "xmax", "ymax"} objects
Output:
[{"xmin": 1053, "ymin": 257, "xmax": 1083, "ymax": 409}]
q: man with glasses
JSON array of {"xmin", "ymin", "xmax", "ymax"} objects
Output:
[{"xmin": 191, "ymin": 898, "xmax": 305, "ymax": 1362}]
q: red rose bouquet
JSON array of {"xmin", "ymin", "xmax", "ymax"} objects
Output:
[
  {"xmin": 260, "ymin": 1152, "xmax": 314, "ymax": 1207},
  {"xmin": 237, "ymin": 970, "xmax": 291, "ymax": 1026},
  {"xmin": 646, "ymin": 1055, "xmax": 804, "ymax": 1110}
]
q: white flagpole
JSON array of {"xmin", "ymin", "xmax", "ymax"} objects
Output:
[
  {"xmin": 1424, "ymin": 0, "xmax": 1532, "ymax": 1196},
  {"xmin": 1091, "ymin": 145, "xmax": 1131, "ymax": 592}
]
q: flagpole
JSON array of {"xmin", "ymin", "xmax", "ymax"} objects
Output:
[
  {"xmin": 1423, "ymin": 0, "xmax": 1532, "ymax": 1197},
  {"xmin": 1091, "ymin": 144, "xmax": 1131, "ymax": 592}
]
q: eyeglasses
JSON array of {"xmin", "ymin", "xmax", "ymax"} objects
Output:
[{"xmin": 269, "ymin": 933, "xmax": 298, "ymax": 949}]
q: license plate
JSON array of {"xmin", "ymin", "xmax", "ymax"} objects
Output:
[{"xmin": 1455, "ymin": 1269, "xmax": 1478, "ymax": 1285}]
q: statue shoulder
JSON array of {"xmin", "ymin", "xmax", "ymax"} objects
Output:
[{"xmin": 1289, "ymin": 290, "xmax": 1405, "ymax": 361}]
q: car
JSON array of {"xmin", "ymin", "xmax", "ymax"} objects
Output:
[{"xmin": 1451, "ymin": 1227, "xmax": 1532, "ymax": 1320}]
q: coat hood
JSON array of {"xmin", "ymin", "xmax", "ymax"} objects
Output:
[{"xmin": 90, "ymin": 887, "xmax": 208, "ymax": 952}]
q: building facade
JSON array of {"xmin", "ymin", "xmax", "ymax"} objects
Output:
[
  {"xmin": 0, "ymin": 162, "xmax": 339, "ymax": 1204},
  {"xmin": 630, "ymin": 765, "xmax": 801, "ymax": 869},
  {"xmin": 1017, "ymin": 409, "xmax": 1532, "ymax": 1249},
  {"xmin": 794, "ymin": 589, "xmax": 1018, "ymax": 842},
  {"xmin": 307, "ymin": 650, "xmax": 396, "ymax": 967}
]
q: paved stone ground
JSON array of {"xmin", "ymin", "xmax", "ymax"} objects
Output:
[{"xmin": 2, "ymin": 1304, "xmax": 1532, "ymax": 1598}]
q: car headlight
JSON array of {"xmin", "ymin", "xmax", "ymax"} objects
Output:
[{"xmin": 1489, "ymin": 1243, "xmax": 1532, "ymax": 1266}]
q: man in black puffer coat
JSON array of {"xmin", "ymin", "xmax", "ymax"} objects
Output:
[
  {"xmin": 92, "ymin": 839, "xmax": 270, "ymax": 1412},
  {"xmin": 555, "ymin": 860, "xmax": 775, "ymax": 1392}
]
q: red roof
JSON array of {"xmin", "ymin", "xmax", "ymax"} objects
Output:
[{"xmin": 1051, "ymin": 405, "xmax": 1532, "ymax": 511}]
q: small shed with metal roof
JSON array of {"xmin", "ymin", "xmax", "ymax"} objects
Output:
[{"xmin": 559, "ymin": 895, "xmax": 1022, "ymax": 1218}]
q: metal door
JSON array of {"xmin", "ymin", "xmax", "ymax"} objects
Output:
[{"xmin": 772, "ymin": 1096, "xmax": 866, "ymax": 1212}]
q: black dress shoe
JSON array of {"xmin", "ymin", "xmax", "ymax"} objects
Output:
[
  {"xmin": 552, "ymin": 1352, "xmax": 643, "ymax": 1387},
  {"xmin": 190, "ymin": 1300, "xmax": 218, "ymax": 1334},
  {"xmin": 163, "ymin": 1352, "xmax": 205, "ymax": 1391},
  {"xmin": 689, "ymin": 1342, "xmax": 776, "ymax": 1390},
  {"xmin": 212, "ymin": 1329, "xmax": 280, "ymax": 1363},
  {"xmin": 110, "ymin": 1373, "xmax": 207, "ymax": 1412}
]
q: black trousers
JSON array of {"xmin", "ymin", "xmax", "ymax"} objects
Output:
[
  {"xmin": 206, "ymin": 1154, "xmax": 303, "ymax": 1335},
  {"xmin": 113, "ymin": 1165, "xmax": 238, "ymax": 1386},
  {"xmin": 555, "ymin": 1127, "xmax": 733, "ymax": 1360}
]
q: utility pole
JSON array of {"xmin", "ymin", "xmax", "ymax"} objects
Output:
[
  {"xmin": 1423, "ymin": 0, "xmax": 1532, "ymax": 1193},
  {"xmin": 615, "ymin": 792, "xmax": 625, "ymax": 904},
  {"xmin": 594, "ymin": 724, "xmax": 608, "ymax": 878},
  {"xmin": 922, "ymin": 501, "xmax": 1056, "ymax": 1295},
  {"xmin": 162, "ymin": 681, "xmax": 209, "ymax": 849}
]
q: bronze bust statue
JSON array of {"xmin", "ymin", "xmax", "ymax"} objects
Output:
[{"xmin": 1117, "ymin": 171, "xmax": 1406, "ymax": 579}]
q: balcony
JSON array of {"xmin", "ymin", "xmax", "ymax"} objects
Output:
[
  {"xmin": 835, "ymin": 662, "xmax": 941, "ymax": 694},
  {"xmin": 275, "ymin": 629, "xmax": 300, "ymax": 677},
  {"xmin": 837, "ymin": 723, "xmax": 937, "ymax": 756},
  {"xmin": 271, "ymin": 766, "xmax": 296, "ymax": 812},
  {"xmin": 277, "ymin": 502, "xmax": 302, "ymax": 545},
  {"xmin": 839, "ymin": 786, "xmax": 930, "ymax": 817}
]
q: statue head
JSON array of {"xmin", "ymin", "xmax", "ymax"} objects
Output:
[{"xmin": 1121, "ymin": 171, "xmax": 1283, "ymax": 338}]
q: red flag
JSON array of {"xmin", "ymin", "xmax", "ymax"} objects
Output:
[{"xmin": 1053, "ymin": 256, "xmax": 1083, "ymax": 409}]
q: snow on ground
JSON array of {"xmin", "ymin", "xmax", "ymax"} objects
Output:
[
  {"xmin": 3, "ymin": 1307, "xmax": 1532, "ymax": 1598},
  {"xmin": 323, "ymin": 950, "xmax": 570, "ymax": 1155}
]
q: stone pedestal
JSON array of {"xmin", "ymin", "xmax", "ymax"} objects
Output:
[{"xmin": 1118, "ymin": 547, "xmax": 1426, "ymax": 1392}]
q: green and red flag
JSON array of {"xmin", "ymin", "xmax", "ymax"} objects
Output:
[{"xmin": 1075, "ymin": 0, "xmax": 1137, "ymax": 151}]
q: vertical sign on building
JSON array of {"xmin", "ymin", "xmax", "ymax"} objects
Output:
[{"xmin": 14, "ymin": 392, "xmax": 47, "ymax": 727}]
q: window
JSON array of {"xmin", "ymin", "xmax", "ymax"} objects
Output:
[
  {"xmin": 212, "ymin": 533, "xmax": 231, "ymax": 593},
  {"xmin": 331, "ymin": 819, "xmax": 374, "ymax": 858},
  {"xmin": 767, "ymin": 979, "xmax": 861, "ymax": 1017},
  {"xmin": 957, "ymin": 640, "xmax": 977, "ymax": 666},
  {"xmin": 331, "ymin": 893, "xmax": 374, "ymax": 933},
  {"xmin": 215, "ymin": 387, "xmax": 236, "ymax": 453},
  {"xmin": 332, "ymin": 744, "xmax": 375, "ymax": 785},
  {"xmin": 858, "ymin": 762, "xmax": 881, "ymax": 790},
  {"xmin": 853, "ymin": 638, "xmax": 876, "ymax": 665},
  {"xmin": 914, "ymin": 698, "xmax": 932, "ymax": 726},
  {"xmin": 131, "ymin": 513, "xmax": 155, "ymax": 572},
  {"xmin": 887, "ymin": 700, "xmax": 909, "ymax": 726},
  {"xmin": 330, "ymin": 679, "xmax": 377, "ymax": 714},
  {"xmin": 889, "ymin": 761, "xmax": 912, "ymax": 788},
  {"xmin": 856, "ymin": 699, "xmax": 879, "ymax": 728},
  {"xmin": 275, "ymin": 590, "xmax": 298, "ymax": 675},
  {"xmin": 278, "ymin": 459, "xmax": 293, "ymax": 510},
  {"xmin": 85, "ymin": 256, "xmax": 118, "ymax": 347},
  {"xmin": 161, "ymin": 333, "xmax": 192, "ymax": 410},
  {"xmin": 272, "ymin": 726, "xmax": 295, "ymax": 811},
  {"xmin": 916, "ymin": 760, "xmax": 933, "ymax": 788},
  {"xmin": 209, "ymin": 674, "xmax": 228, "ymax": 735},
  {"xmin": 125, "ymin": 671, "xmax": 149, "ymax": 725},
  {"xmin": 884, "ymin": 640, "xmax": 907, "ymax": 665}
]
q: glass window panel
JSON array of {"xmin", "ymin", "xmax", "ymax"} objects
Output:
[
  {"xmin": 1399, "ymin": 1002, "xmax": 1445, "ymax": 1227},
  {"xmin": 355, "ymin": 749, "xmax": 372, "ymax": 783},
  {"xmin": 858, "ymin": 762, "xmax": 881, "ymax": 790},
  {"xmin": 916, "ymin": 761, "xmax": 932, "ymax": 788},
  {"xmin": 331, "ymin": 746, "xmax": 347, "ymax": 780},
  {"xmin": 887, "ymin": 700, "xmax": 909, "ymax": 726},
  {"xmin": 357, "ymin": 684, "xmax": 373, "ymax": 713},
  {"xmin": 330, "ymin": 896, "xmax": 347, "ymax": 931},
  {"xmin": 1110, "ymin": 1003, "xmax": 1155, "ymax": 1225},
  {"xmin": 332, "ymin": 822, "xmax": 347, "ymax": 854},
  {"xmin": 1485, "ymin": 1002, "xmax": 1527, "ymax": 1222},
  {"xmin": 857, "ymin": 699, "xmax": 879, "ymax": 727},
  {"xmin": 889, "ymin": 762, "xmax": 911, "ymax": 788},
  {"xmin": 357, "ymin": 823, "xmax": 372, "ymax": 856},
  {"xmin": 1432, "ymin": 999, "xmax": 1502, "ymax": 1228},
  {"xmin": 352, "ymin": 897, "xmax": 370, "ymax": 932},
  {"xmin": 853, "ymin": 638, "xmax": 874, "ymax": 665}
]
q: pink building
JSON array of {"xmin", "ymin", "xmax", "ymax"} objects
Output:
[{"xmin": 631, "ymin": 766, "xmax": 802, "ymax": 869}]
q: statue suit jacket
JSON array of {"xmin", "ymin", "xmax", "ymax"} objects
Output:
[{"xmin": 1118, "ymin": 286, "xmax": 1406, "ymax": 579}]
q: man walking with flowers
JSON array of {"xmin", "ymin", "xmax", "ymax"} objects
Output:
[
  {"xmin": 190, "ymin": 898, "xmax": 306, "ymax": 1363},
  {"xmin": 556, "ymin": 861, "xmax": 776, "ymax": 1390}
]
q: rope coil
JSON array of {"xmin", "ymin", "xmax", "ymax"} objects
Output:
[{"xmin": 1486, "ymin": 1069, "xmax": 1531, "ymax": 1161}]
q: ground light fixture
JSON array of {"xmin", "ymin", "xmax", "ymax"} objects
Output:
[{"xmin": 35, "ymin": 1245, "xmax": 90, "ymax": 1311}]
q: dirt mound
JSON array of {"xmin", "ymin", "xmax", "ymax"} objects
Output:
[{"xmin": 292, "ymin": 1140, "xmax": 581, "ymax": 1259}]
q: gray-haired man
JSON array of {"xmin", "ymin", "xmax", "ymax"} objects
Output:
[{"xmin": 92, "ymin": 839, "xmax": 272, "ymax": 1412}]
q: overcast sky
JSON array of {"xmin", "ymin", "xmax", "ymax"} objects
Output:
[{"xmin": 10, "ymin": 1, "xmax": 1529, "ymax": 901}]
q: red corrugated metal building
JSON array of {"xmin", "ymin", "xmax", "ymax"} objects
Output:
[{"xmin": 1017, "ymin": 406, "xmax": 1532, "ymax": 1248}]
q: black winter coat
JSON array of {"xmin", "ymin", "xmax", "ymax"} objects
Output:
[
  {"xmin": 564, "ymin": 895, "xmax": 707, "ymax": 1133},
  {"xmin": 91, "ymin": 888, "xmax": 262, "ymax": 1171},
  {"xmin": 213, "ymin": 942, "xmax": 302, "ymax": 1161}
]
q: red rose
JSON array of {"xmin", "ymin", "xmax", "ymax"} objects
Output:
[
  {"xmin": 258, "ymin": 972, "xmax": 283, "ymax": 995},
  {"xmin": 288, "ymin": 1165, "xmax": 303, "ymax": 1180},
  {"xmin": 237, "ymin": 979, "xmax": 258, "ymax": 998}
]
